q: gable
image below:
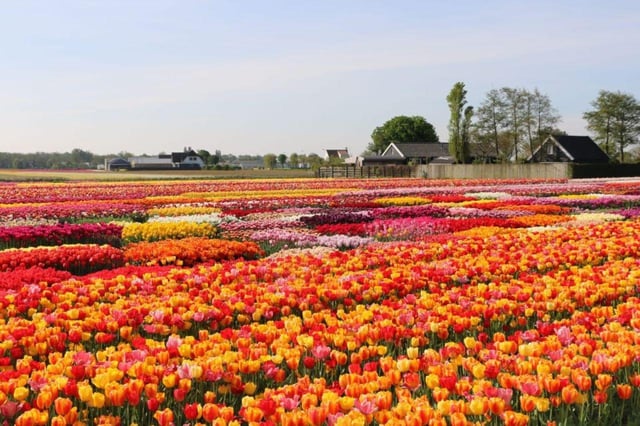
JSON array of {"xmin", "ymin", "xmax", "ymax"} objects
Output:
[
  {"xmin": 529, "ymin": 135, "xmax": 610, "ymax": 163},
  {"xmin": 381, "ymin": 143, "xmax": 406, "ymax": 158}
]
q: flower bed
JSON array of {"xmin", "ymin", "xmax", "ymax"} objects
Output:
[
  {"xmin": 0, "ymin": 177, "xmax": 640, "ymax": 425},
  {"xmin": 124, "ymin": 237, "xmax": 263, "ymax": 266},
  {"xmin": 0, "ymin": 223, "xmax": 123, "ymax": 249}
]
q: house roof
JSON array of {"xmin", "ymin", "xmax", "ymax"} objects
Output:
[
  {"xmin": 172, "ymin": 150, "xmax": 201, "ymax": 163},
  {"xmin": 326, "ymin": 149, "xmax": 350, "ymax": 159},
  {"xmin": 108, "ymin": 158, "xmax": 131, "ymax": 166},
  {"xmin": 530, "ymin": 135, "xmax": 609, "ymax": 163},
  {"xmin": 554, "ymin": 135, "xmax": 609, "ymax": 162},
  {"xmin": 382, "ymin": 142, "xmax": 450, "ymax": 158}
]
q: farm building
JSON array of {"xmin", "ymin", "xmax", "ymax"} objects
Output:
[{"xmin": 107, "ymin": 149, "xmax": 205, "ymax": 171}]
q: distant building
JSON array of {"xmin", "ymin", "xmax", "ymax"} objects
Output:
[
  {"xmin": 107, "ymin": 148, "xmax": 205, "ymax": 171},
  {"xmin": 362, "ymin": 142, "xmax": 452, "ymax": 166},
  {"xmin": 527, "ymin": 135, "xmax": 610, "ymax": 163},
  {"xmin": 107, "ymin": 158, "xmax": 131, "ymax": 171},
  {"xmin": 325, "ymin": 148, "xmax": 350, "ymax": 161}
]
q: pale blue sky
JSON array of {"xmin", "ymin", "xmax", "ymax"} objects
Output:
[{"xmin": 1, "ymin": 1, "xmax": 638, "ymax": 156}]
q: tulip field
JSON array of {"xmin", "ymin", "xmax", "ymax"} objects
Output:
[{"xmin": 3, "ymin": 176, "xmax": 640, "ymax": 426}]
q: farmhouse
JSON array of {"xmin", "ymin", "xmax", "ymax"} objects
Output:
[
  {"xmin": 362, "ymin": 142, "xmax": 452, "ymax": 166},
  {"xmin": 527, "ymin": 135, "xmax": 610, "ymax": 163}
]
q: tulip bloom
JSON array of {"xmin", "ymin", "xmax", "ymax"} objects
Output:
[
  {"xmin": 153, "ymin": 408, "xmax": 174, "ymax": 426},
  {"xmin": 616, "ymin": 384, "xmax": 633, "ymax": 400}
]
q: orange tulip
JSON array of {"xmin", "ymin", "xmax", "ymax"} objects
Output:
[
  {"xmin": 595, "ymin": 374, "xmax": 612, "ymax": 391},
  {"xmin": 301, "ymin": 393, "xmax": 318, "ymax": 410},
  {"xmin": 432, "ymin": 387, "xmax": 449, "ymax": 402},
  {"xmin": 503, "ymin": 411, "xmax": 529, "ymax": 426},
  {"xmin": 520, "ymin": 395, "xmax": 536, "ymax": 413},
  {"xmin": 541, "ymin": 376, "xmax": 562, "ymax": 394},
  {"xmin": 35, "ymin": 390, "xmax": 54, "ymax": 410},
  {"xmin": 630, "ymin": 373, "xmax": 640, "ymax": 388},
  {"xmin": 307, "ymin": 406, "xmax": 328, "ymax": 426},
  {"xmin": 50, "ymin": 416, "xmax": 67, "ymax": 426},
  {"xmin": 242, "ymin": 406, "xmax": 264, "ymax": 423},
  {"xmin": 616, "ymin": 384, "xmax": 632, "ymax": 400},
  {"xmin": 594, "ymin": 390, "xmax": 608, "ymax": 404},
  {"xmin": 54, "ymin": 397, "xmax": 73, "ymax": 417},
  {"xmin": 153, "ymin": 408, "xmax": 174, "ymax": 426},
  {"xmin": 488, "ymin": 397, "xmax": 506, "ymax": 415},
  {"xmin": 561, "ymin": 385, "xmax": 579, "ymax": 405},
  {"xmin": 414, "ymin": 403, "xmax": 435, "ymax": 424},
  {"xmin": 402, "ymin": 371, "xmax": 421, "ymax": 392},
  {"xmin": 573, "ymin": 373, "xmax": 592, "ymax": 392},
  {"xmin": 281, "ymin": 412, "xmax": 307, "ymax": 426},
  {"xmin": 202, "ymin": 403, "xmax": 220, "ymax": 423}
]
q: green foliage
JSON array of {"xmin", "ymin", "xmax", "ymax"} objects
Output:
[
  {"xmin": 583, "ymin": 90, "xmax": 640, "ymax": 163},
  {"xmin": 289, "ymin": 153, "xmax": 300, "ymax": 168},
  {"xmin": 263, "ymin": 153, "xmax": 277, "ymax": 169},
  {"xmin": 368, "ymin": 115, "xmax": 438, "ymax": 154},
  {"xmin": 447, "ymin": 82, "xmax": 470, "ymax": 163},
  {"xmin": 277, "ymin": 153, "xmax": 288, "ymax": 168}
]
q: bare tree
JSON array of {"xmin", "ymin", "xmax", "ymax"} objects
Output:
[
  {"xmin": 523, "ymin": 88, "xmax": 561, "ymax": 157},
  {"xmin": 475, "ymin": 89, "xmax": 507, "ymax": 160}
]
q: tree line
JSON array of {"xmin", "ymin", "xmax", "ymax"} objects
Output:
[
  {"xmin": 369, "ymin": 86, "xmax": 640, "ymax": 164},
  {"xmin": 0, "ymin": 148, "xmax": 330, "ymax": 171}
]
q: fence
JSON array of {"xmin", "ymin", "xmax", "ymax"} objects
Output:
[
  {"xmin": 316, "ymin": 165, "xmax": 414, "ymax": 178},
  {"xmin": 317, "ymin": 163, "xmax": 640, "ymax": 180},
  {"xmin": 422, "ymin": 163, "xmax": 571, "ymax": 179}
]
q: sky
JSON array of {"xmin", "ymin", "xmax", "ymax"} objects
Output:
[{"xmin": 1, "ymin": 1, "xmax": 639, "ymax": 157}]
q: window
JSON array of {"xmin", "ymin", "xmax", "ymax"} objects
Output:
[{"xmin": 546, "ymin": 143, "xmax": 555, "ymax": 155}]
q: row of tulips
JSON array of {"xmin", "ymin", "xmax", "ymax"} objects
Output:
[
  {"xmin": 121, "ymin": 222, "xmax": 219, "ymax": 244},
  {"xmin": 0, "ymin": 237, "xmax": 264, "ymax": 275},
  {"xmin": 0, "ymin": 200, "xmax": 148, "ymax": 222},
  {"xmin": 124, "ymin": 237, "xmax": 263, "ymax": 266},
  {"xmin": 0, "ymin": 223, "xmax": 124, "ymax": 250},
  {"xmin": 0, "ymin": 220, "xmax": 226, "ymax": 250}
]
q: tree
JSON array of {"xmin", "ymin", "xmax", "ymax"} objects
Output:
[
  {"xmin": 368, "ymin": 115, "xmax": 438, "ymax": 154},
  {"xmin": 211, "ymin": 150, "xmax": 221, "ymax": 166},
  {"xmin": 502, "ymin": 88, "xmax": 527, "ymax": 162},
  {"xmin": 475, "ymin": 89, "xmax": 507, "ymax": 160},
  {"xmin": 461, "ymin": 105, "xmax": 474, "ymax": 161},
  {"xmin": 263, "ymin": 153, "xmax": 277, "ymax": 169},
  {"xmin": 306, "ymin": 153, "xmax": 324, "ymax": 171},
  {"xmin": 70, "ymin": 148, "xmax": 93, "ymax": 167},
  {"xmin": 197, "ymin": 149, "xmax": 211, "ymax": 168},
  {"xmin": 475, "ymin": 87, "xmax": 562, "ymax": 162},
  {"xmin": 584, "ymin": 90, "xmax": 640, "ymax": 163},
  {"xmin": 447, "ymin": 82, "xmax": 471, "ymax": 163},
  {"xmin": 523, "ymin": 89, "xmax": 560, "ymax": 157},
  {"xmin": 277, "ymin": 154, "xmax": 288, "ymax": 168},
  {"xmin": 289, "ymin": 153, "xmax": 300, "ymax": 169}
]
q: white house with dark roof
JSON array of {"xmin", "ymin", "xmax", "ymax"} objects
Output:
[{"xmin": 361, "ymin": 142, "xmax": 452, "ymax": 166}]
